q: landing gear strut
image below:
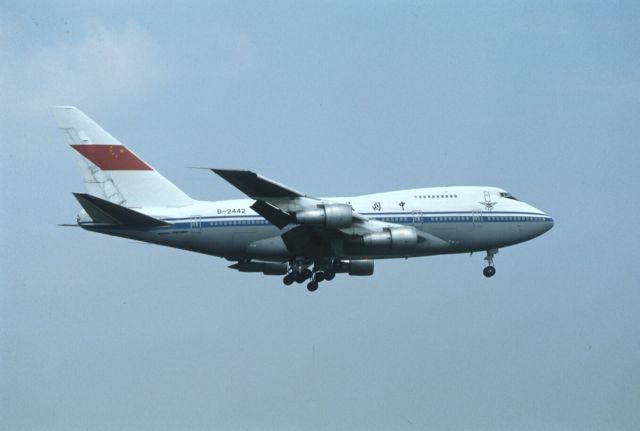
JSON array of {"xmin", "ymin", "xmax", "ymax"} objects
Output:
[{"xmin": 483, "ymin": 249, "xmax": 498, "ymax": 278}]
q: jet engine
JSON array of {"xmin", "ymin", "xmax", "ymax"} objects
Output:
[
  {"xmin": 336, "ymin": 259, "xmax": 374, "ymax": 276},
  {"xmin": 295, "ymin": 204, "xmax": 353, "ymax": 229},
  {"xmin": 360, "ymin": 226, "xmax": 418, "ymax": 250}
]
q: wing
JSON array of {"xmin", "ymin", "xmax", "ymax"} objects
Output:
[
  {"xmin": 212, "ymin": 168, "xmax": 365, "ymax": 228},
  {"xmin": 210, "ymin": 169, "xmax": 434, "ymax": 257},
  {"xmin": 211, "ymin": 169, "xmax": 308, "ymax": 228},
  {"xmin": 211, "ymin": 169, "xmax": 306, "ymax": 199}
]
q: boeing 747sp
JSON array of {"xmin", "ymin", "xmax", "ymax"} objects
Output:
[{"xmin": 54, "ymin": 106, "xmax": 553, "ymax": 292}]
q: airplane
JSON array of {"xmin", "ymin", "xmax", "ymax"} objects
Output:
[{"xmin": 53, "ymin": 106, "xmax": 554, "ymax": 292}]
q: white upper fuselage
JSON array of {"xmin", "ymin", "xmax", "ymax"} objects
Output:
[{"xmin": 81, "ymin": 185, "xmax": 553, "ymax": 261}]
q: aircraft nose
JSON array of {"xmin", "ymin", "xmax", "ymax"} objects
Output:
[
  {"xmin": 528, "ymin": 204, "xmax": 554, "ymax": 235},
  {"xmin": 535, "ymin": 208, "xmax": 554, "ymax": 234}
]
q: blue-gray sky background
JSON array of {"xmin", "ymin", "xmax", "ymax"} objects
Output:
[{"xmin": 1, "ymin": 1, "xmax": 639, "ymax": 430}]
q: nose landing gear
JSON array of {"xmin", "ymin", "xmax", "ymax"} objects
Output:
[
  {"xmin": 483, "ymin": 249, "xmax": 498, "ymax": 278},
  {"xmin": 483, "ymin": 265, "xmax": 496, "ymax": 277}
]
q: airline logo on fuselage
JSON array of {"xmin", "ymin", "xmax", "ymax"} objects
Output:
[{"xmin": 479, "ymin": 201, "xmax": 498, "ymax": 211}]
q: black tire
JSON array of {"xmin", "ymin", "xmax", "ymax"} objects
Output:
[
  {"xmin": 483, "ymin": 266, "xmax": 496, "ymax": 278},
  {"xmin": 283, "ymin": 273, "xmax": 295, "ymax": 286},
  {"xmin": 302, "ymin": 268, "xmax": 313, "ymax": 279},
  {"xmin": 324, "ymin": 271, "xmax": 335, "ymax": 281},
  {"xmin": 314, "ymin": 271, "xmax": 326, "ymax": 282},
  {"xmin": 307, "ymin": 281, "xmax": 319, "ymax": 292}
]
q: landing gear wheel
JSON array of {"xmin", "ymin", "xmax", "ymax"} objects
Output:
[
  {"xmin": 324, "ymin": 271, "xmax": 335, "ymax": 281},
  {"xmin": 296, "ymin": 268, "xmax": 312, "ymax": 283},
  {"xmin": 483, "ymin": 266, "xmax": 496, "ymax": 278},
  {"xmin": 283, "ymin": 273, "xmax": 295, "ymax": 286},
  {"xmin": 314, "ymin": 271, "xmax": 326, "ymax": 282},
  {"xmin": 307, "ymin": 281, "xmax": 319, "ymax": 292}
]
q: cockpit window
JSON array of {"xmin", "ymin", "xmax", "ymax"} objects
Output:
[{"xmin": 500, "ymin": 192, "xmax": 519, "ymax": 201}]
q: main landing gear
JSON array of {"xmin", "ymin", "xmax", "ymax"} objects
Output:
[
  {"xmin": 282, "ymin": 259, "xmax": 337, "ymax": 292},
  {"xmin": 283, "ymin": 267, "xmax": 312, "ymax": 286},
  {"xmin": 483, "ymin": 249, "xmax": 498, "ymax": 278}
]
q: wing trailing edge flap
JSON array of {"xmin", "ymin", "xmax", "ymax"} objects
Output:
[
  {"xmin": 73, "ymin": 193, "xmax": 169, "ymax": 227},
  {"xmin": 250, "ymin": 200, "xmax": 293, "ymax": 229}
]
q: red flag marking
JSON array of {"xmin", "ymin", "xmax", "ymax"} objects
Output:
[{"xmin": 71, "ymin": 145, "xmax": 152, "ymax": 171}]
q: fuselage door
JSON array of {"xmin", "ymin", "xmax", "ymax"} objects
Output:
[
  {"xmin": 412, "ymin": 210, "xmax": 422, "ymax": 227},
  {"xmin": 472, "ymin": 209, "xmax": 483, "ymax": 226},
  {"xmin": 190, "ymin": 215, "xmax": 202, "ymax": 234}
]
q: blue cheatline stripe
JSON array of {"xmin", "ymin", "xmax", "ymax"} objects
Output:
[
  {"xmin": 141, "ymin": 211, "xmax": 552, "ymax": 230},
  {"xmin": 80, "ymin": 211, "xmax": 552, "ymax": 230}
]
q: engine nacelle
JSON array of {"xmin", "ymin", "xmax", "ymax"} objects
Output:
[
  {"xmin": 360, "ymin": 227, "xmax": 418, "ymax": 250},
  {"xmin": 295, "ymin": 204, "xmax": 353, "ymax": 229},
  {"xmin": 230, "ymin": 261, "xmax": 288, "ymax": 275},
  {"xmin": 261, "ymin": 262, "xmax": 289, "ymax": 275},
  {"xmin": 296, "ymin": 204, "xmax": 353, "ymax": 229},
  {"xmin": 336, "ymin": 259, "xmax": 374, "ymax": 276}
]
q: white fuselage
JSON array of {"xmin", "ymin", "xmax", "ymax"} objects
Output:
[{"xmin": 80, "ymin": 186, "xmax": 553, "ymax": 262}]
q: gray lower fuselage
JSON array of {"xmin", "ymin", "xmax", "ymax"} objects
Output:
[{"xmin": 79, "ymin": 187, "xmax": 554, "ymax": 262}]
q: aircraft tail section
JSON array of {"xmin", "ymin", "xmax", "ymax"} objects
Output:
[
  {"xmin": 52, "ymin": 106, "xmax": 193, "ymax": 208},
  {"xmin": 73, "ymin": 193, "xmax": 169, "ymax": 227}
]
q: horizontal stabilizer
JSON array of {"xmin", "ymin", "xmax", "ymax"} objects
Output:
[
  {"xmin": 73, "ymin": 193, "xmax": 169, "ymax": 227},
  {"xmin": 212, "ymin": 169, "xmax": 305, "ymax": 199}
]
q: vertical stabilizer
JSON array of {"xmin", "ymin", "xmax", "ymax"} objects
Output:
[{"xmin": 52, "ymin": 106, "xmax": 193, "ymax": 208}]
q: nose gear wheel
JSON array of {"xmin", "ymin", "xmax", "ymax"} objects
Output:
[{"xmin": 483, "ymin": 249, "xmax": 498, "ymax": 278}]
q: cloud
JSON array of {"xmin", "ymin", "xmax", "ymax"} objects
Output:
[{"xmin": 0, "ymin": 21, "xmax": 168, "ymax": 117}]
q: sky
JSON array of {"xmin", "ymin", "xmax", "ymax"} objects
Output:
[{"xmin": 1, "ymin": 1, "xmax": 639, "ymax": 430}]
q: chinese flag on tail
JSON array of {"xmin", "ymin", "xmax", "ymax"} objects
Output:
[{"xmin": 71, "ymin": 145, "xmax": 152, "ymax": 171}]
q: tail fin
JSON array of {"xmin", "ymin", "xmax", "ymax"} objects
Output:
[{"xmin": 52, "ymin": 106, "xmax": 193, "ymax": 208}]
